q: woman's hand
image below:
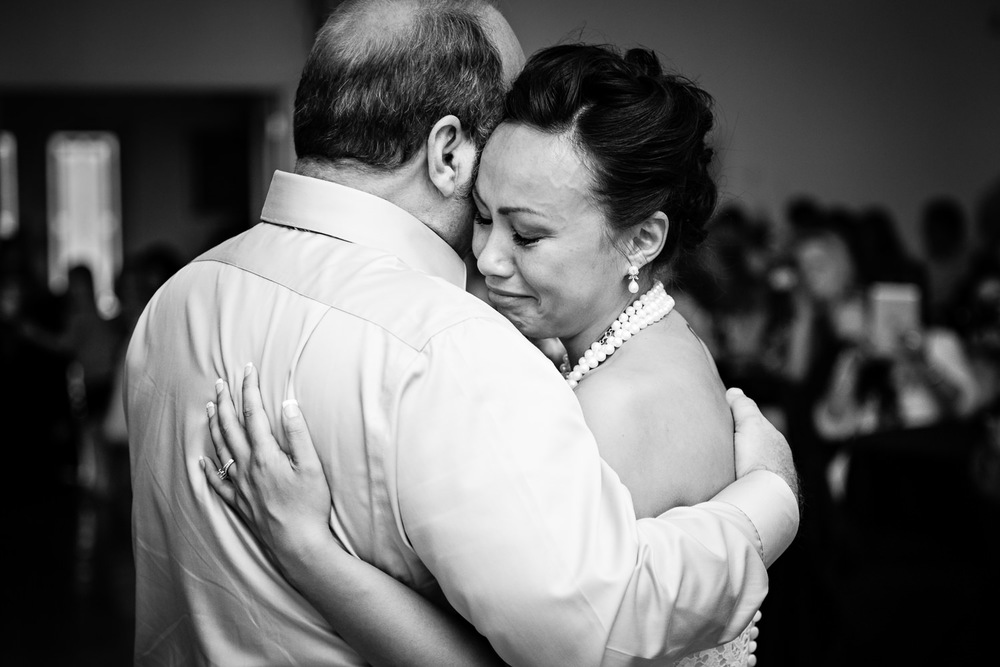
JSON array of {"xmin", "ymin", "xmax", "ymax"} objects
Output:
[
  {"xmin": 201, "ymin": 363, "xmax": 333, "ymax": 573},
  {"xmin": 201, "ymin": 365, "xmax": 506, "ymax": 667}
]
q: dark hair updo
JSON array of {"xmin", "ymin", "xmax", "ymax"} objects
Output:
[{"xmin": 503, "ymin": 44, "xmax": 718, "ymax": 277}]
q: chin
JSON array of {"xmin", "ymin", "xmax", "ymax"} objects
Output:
[
  {"xmin": 490, "ymin": 299, "xmax": 564, "ymax": 340},
  {"xmin": 497, "ymin": 310, "xmax": 545, "ymax": 339},
  {"xmin": 515, "ymin": 319, "xmax": 561, "ymax": 342}
]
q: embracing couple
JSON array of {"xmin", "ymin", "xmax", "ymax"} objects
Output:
[{"xmin": 125, "ymin": 0, "xmax": 799, "ymax": 665}]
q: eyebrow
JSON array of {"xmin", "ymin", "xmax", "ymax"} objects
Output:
[{"xmin": 472, "ymin": 187, "xmax": 544, "ymax": 217}]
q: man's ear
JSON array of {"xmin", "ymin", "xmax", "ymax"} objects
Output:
[
  {"xmin": 627, "ymin": 211, "xmax": 669, "ymax": 269},
  {"xmin": 426, "ymin": 115, "xmax": 476, "ymax": 198}
]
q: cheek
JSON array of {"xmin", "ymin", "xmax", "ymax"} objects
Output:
[
  {"xmin": 525, "ymin": 255, "xmax": 594, "ymax": 313},
  {"xmin": 519, "ymin": 252, "xmax": 566, "ymax": 297}
]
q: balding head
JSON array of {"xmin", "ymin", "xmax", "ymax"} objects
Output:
[
  {"xmin": 473, "ymin": 2, "xmax": 525, "ymax": 84},
  {"xmin": 293, "ymin": 0, "xmax": 523, "ymax": 172}
]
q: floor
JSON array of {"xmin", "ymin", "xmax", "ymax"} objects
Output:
[{"xmin": 4, "ymin": 477, "xmax": 134, "ymax": 665}]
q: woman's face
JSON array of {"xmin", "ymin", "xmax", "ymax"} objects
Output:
[
  {"xmin": 795, "ymin": 235, "xmax": 855, "ymax": 302},
  {"xmin": 472, "ymin": 122, "xmax": 630, "ymax": 347}
]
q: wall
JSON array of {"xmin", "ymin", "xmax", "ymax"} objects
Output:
[
  {"xmin": 0, "ymin": 0, "xmax": 312, "ymax": 90},
  {"xmin": 1, "ymin": 0, "xmax": 998, "ymax": 256},
  {"xmin": 500, "ymin": 0, "xmax": 1000, "ymax": 250},
  {"xmin": 0, "ymin": 0, "xmax": 315, "ymax": 261}
]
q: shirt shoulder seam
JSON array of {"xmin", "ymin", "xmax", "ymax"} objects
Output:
[{"xmin": 191, "ymin": 255, "xmax": 502, "ymax": 353}]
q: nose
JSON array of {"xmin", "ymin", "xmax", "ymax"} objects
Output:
[{"xmin": 473, "ymin": 221, "xmax": 513, "ymax": 279}]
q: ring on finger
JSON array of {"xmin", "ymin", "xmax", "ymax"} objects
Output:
[{"xmin": 217, "ymin": 458, "xmax": 235, "ymax": 480}]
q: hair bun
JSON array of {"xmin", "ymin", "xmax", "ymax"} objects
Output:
[
  {"xmin": 623, "ymin": 48, "xmax": 663, "ymax": 78},
  {"xmin": 699, "ymin": 145, "xmax": 715, "ymax": 169}
]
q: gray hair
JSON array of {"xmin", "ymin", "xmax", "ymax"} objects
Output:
[{"xmin": 293, "ymin": 0, "xmax": 506, "ymax": 170}]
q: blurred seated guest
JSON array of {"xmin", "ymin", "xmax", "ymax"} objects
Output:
[
  {"xmin": 787, "ymin": 215, "xmax": 980, "ymax": 507},
  {"xmin": 819, "ymin": 318, "xmax": 982, "ymax": 503},
  {"xmin": 812, "ymin": 322, "xmax": 980, "ymax": 441},
  {"xmin": 949, "ymin": 178, "xmax": 1000, "ymax": 410},
  {"xmin": 920, "ymin": 196, "xmax": 971, "ymax": 324},
  {"xmin": 783, "ymin": 208, "xmax": 867, "ymax": 394},
  {"xmin": 796, "ymin": 226, "xmax": 981, "ymax": 441}
]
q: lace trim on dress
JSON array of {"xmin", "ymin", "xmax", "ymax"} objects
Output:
[{"xmin": 674, "ymin": 620, "xmax": 755, "ymax": 667}]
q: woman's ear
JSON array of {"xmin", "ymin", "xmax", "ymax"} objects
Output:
[
  {"xmin": 628, "ymin": 211, "xmax": 669, "ymax": 269},
  {"xmin": 426, "ymin": 115, "xmax": 476, "ymax": 199}
]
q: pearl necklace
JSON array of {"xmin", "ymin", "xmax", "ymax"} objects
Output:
[{"xmin": 560, "ymin": 281, "xmax": 675, "ymax": 388}]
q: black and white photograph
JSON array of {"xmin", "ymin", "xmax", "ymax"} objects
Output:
[{"xmin": 1, "ymin": 1, "xmax": 998, "ymax": 665}]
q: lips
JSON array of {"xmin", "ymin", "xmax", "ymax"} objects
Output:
[{"xmin": 485, "ymin": 286, "xmax": 529, "ymax": 308}]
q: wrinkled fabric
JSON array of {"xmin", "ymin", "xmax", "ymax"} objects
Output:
[{"xmin": 127, "ymin": 171, "xmax": 798, "ymax": 666}]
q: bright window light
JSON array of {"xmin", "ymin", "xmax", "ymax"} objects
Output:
[
  {"xmin": 0, "ymin": 132, "xmax": 17, "ymax": 240},
  {"xmin": 47, "ymin": 132, "xmax": 123, "ymax": 318}
]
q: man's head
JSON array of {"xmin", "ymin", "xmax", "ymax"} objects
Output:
[{"xmin": 293, "ymin": 0, "xmax": 523, "ymax": 251}]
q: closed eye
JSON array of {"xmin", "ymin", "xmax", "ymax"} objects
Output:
[
  {"xmin": 512, "ymin": 231, "xmax": 540, "ymax": 247},
  {"xmin": 475, "ymin": 209, "xmax": 541, "ymax": 246}
]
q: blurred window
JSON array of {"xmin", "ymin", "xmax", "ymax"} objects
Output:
[
  {"xmin": 47, "ymin": 132, "xmax": 122, "ymax": 318},
  {"xmin": 0, "ymin": 132, "xmax": 17, "ymax": 240}
]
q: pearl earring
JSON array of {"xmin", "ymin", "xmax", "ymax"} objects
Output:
[{"xmin": 626, "ymin": 265, "xmax": 639, "ymax": 294}]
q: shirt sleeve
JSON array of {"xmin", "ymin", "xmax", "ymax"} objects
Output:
[{"xmin": 394, "ymin": 316, "xmax": 799, "ymax": 667}]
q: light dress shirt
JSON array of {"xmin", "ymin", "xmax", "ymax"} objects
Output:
[{"xmin": 126, "ymin": 170, "xmax": 799, "ymax": 667}]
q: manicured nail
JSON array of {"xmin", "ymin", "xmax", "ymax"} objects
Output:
[
  {"xmin": 206, "ymin": 401, "xmax": 215, "ymax": 418},
  {"xmin": 244, "ymin": 362, "xmax": 253, "ymax": 377},
  {"xmin": 198, "ymin": 457, "xmax": 206, "ymax": 468},
  {"xmin": 282, "ymin": 399, "xmax": 300, "ymax": 418},
  {"xmin": 215, "ymin": 378, "xmax": 224, "ymax": 395}
]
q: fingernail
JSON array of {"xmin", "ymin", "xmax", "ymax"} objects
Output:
[
  {"xmin": 244, "ymin": 362, "xmax": 253, "ymax": 377},
  {"xmin": 198, "ymin": 457, "xmax": 205, "ymax": 468},
  {"xmin": 206, "ymin": 401, "xmax": 215, "ymax": 418},
  {"xmin": 215, "ymin": 378, "xmax": 224, "ymax": 395},
  {"xmin": 282, "ymin": 399, "xmax": 300, "ymax": 418}
]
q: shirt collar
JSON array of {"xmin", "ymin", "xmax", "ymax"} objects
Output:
[{"xmin": 260, "ymin": 170, "xmax": 467, "ymax": 289}]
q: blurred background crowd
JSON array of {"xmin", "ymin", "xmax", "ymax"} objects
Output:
[
  {"xmin": 1, "ymin": 0, "xmax": 998, "ymax": 665},
  {"xmin": 675, "ymin": 189, "xmax": 1000, "ymax": 665}
]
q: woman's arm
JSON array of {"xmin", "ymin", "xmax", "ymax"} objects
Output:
[{"xmin": 201, "ymin": 364, "xmax": 506, "ymax": 667}]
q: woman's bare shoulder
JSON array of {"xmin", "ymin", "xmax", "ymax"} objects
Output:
[
  {"xmin": 575, "ymin": 313, "xmax": 735, "ymax": 517},
  {"xmin": 622, "ymin": 311, "xmax": 730, "ymax": 411},
  {"xmin": 645, "ymin": 315, "xmax": 734, "ymax": 450}
]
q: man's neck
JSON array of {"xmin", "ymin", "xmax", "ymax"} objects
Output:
[
  {"xmin": 294, "ymin": 157, "xmax": 415, "ymax": 204},
  {"xmin": 293, "ymin": 157, "xmax": 464, "ymax": 255}
]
